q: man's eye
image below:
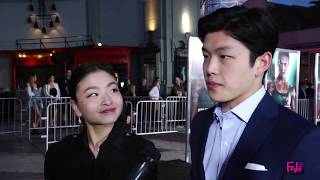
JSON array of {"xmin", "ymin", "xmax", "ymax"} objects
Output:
[
  {"xmin": 219, "ymin": 55, "xmax": 232, "ymax": 59},
  {"xmin": 203, "ymin": 54, "xmax": 209, "ymax": 59},
  {"xmin": 87, "ymin": 93, "xmax": 98, "ymax": 97}
]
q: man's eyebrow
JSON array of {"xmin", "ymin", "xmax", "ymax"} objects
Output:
[{"xmin": 202, "ymin": 46, "xmax": 233, "ymax": 53}]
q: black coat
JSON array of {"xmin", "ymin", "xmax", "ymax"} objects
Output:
[{"xmin": 45, "ymin": 121, "xmax": 160, "ymax": 180}]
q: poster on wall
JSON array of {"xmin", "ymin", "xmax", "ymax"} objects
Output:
[
  {"xmin": 314, "ymin": 53, "xmax": 320, "ymax": 125},
  {"xmin": 265, "ymin": 48, "xmax": 300, "ymax": 112},
  {"xmin": 186, "ymin": 36, "xmax": 214, "ymax": 162},
  {"xmin": 187, "ymin": 36, "xmax": 214, "ymax": 121}
]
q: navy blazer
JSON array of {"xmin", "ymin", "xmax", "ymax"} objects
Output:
[{"xmin": 190, "ymin": 93, "xmax": 320, "ymax": 180}]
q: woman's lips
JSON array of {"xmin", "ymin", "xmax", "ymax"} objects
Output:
[
  {"xmin": 100, "ymin": 108, "xmax": 116, "ymax": 113},
  {"xmin": 206, "ymin": 81, "xmax": 223, "ymax": 89}
]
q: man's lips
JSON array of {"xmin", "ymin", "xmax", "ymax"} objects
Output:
[
  {"xmin": 100, "ymin": 108, "xmax": 116, "ymax": 113},
  {"xmin": 206, "ymin": 81, "xmax": 223, "ymax": 89}
]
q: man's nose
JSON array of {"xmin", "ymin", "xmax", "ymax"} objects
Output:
[{"xmin": 205, "ymin": 57, "xmax": 219, "ymax": 75}]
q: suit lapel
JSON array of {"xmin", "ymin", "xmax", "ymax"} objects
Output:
[
  {"xmin": 222, "ymin": 94, "xmax": 279, "ymax": 180},
  {"xmin": 195, "ymin": 106, "xmax": 215, "ymax": 180}
]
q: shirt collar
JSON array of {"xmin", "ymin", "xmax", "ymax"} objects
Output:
[{"xmin": 231, "ymin": 87, "xmax": 266, "ymax": 123}]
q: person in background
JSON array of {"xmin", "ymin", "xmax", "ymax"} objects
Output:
[
  {"xmin": 136, "ymin": 78, "xmax": 149, "ymax": 96},
  {"xmin": 26, "ymin": 74, "xmax": 43, "ymax": 129},
  {"xmin": 298, "ymin": 82, "xmax": 308, "ymax": 99},
  {"xmin": 44, "ymin": 64, "xmax": 160, "ymax": 180},
  {"xmin": 149, "ymin": 77, "xmax": 161, "ymax": 100},
  {"xmin": 305, "ymin": 82, "xmax": 315, "ymax": 99},
  {"xmin": 44, "ymin": 75, "xmax": 61, "ymax": 126},
  {"xmin": 44, "ymin": 75, "xmax": 61, "ymax": 99},
  {"xmin": 190, "ymin": 6, "xmax": 320, "ymax": 180},
  {"xmin": 59, "ymin": 69, "xmax": 72, "ymax": 97},
  {"xmin": 59, "ymin": 69, "xmax": 72, "ymax": 124},
  {"xmin": 170, "ymin": 76, "xmax": 186, "ymax": 96}
]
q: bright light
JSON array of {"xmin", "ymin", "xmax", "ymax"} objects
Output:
[
  {"xmin": 49, "ymin": 53, "xmax": 53, "ymax": 56},
  {"xmin": 18, "ymin": 54, "xmax": 22, "ymax": 58},
  {"xmin": 22, "ymin": 54, "xmax": 26, "ymax": 58},
  {"xmin": 145, "ymin": 0, "xmax": 157, "ymax": 31},
  {"xmin": 182, "ymin": 11, "xmax": 191, "ymax": 33},
  {"xmin": 37, "ymin": 54, "xmax": 43, "ymax": 58},
  {"xmin": 97, "ymin": 42, "xmax": 102, "ymax": 46}
]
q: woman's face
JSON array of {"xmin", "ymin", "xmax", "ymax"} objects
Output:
[
  {"xmin": 49, "ymin": 76, "xmax": 55, "ymax": 83},
  {"xmin": 71, "ymin": 70, "xmax": 123, "ymax": 127}
]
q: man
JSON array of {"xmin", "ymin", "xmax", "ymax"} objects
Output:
[
  {"xmin": 170, "ymin": 76, "xmax": 186, "ymax": 96},
  {"xmin": 190, "ymin": 6, "xmax": 320, "ymax": 180},
  {"xmin": 60, "ymin": 69, "xmax": 72, "ymax": 97},
  {"xmin": 271, "ymin": 51, "xmax": 296, "ymax": 111}
]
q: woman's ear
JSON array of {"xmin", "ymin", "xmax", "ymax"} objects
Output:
[
  {"xmin": 254, "ymin": 52, "xmax": 272, "ymax": 77},
  {"xmin": 70, "ymin": 100, "xmax": 82, "ymax": 117}
]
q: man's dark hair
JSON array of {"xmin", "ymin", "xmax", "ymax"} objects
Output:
[{"xmin": 198, "ymin": 6, "xmax": 279, "ymax": 67}]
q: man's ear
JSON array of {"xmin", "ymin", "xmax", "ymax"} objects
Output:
[
  {"xmin": 254, "ymin": 52, "xmax": 272, "ymax": 77},
  {"xmin": 70, "ymin": 100, "xmax": 82, "ymax": 117}
]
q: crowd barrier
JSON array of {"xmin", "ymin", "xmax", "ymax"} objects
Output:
[
  {"xmin": 28, "ymin": 97, "xmax": 72, "ymax": 140},
  {"xmin": 0, "ymin": 98, "xmax": 23, "ymax": 135},
  {"xmin": 46, "ymin": 102, "xmax": 80, "ymax": 150},
  {"xmin": 133, "ymin": 99, "xmax": 187, "ymax": 135},
  {"xmin": 297, "ymin": 99, "xmax": 314, "ymax": 122},
  {"xmin": 123, "ymin": 96, "xmax": 163, "ymax": 110}
]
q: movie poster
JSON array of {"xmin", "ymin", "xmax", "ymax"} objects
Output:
[
  {"xmin": 265, "ymin": 48, "xmax": 300, "ymax": 112},
  {"xmin": 186, "ymin": 36, "xmax": 214, "ymax": 162},
  {"xmin": 314, "ymin": 53, "xmax": 320, "ymax": 125}
]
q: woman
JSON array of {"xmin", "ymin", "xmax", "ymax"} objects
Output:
[
  {"xmin": 271, "ymin": 51, "xmax": 296, "ymax": 111},
  {"xmin": 44, "ymin": 75, "xmax": 61, "ymax": 126},
  {"xmin": 44, "ymin": 64, "xmax": 160, "ymax": 180},
  {"xmin": 149, "ymin": 77, "xmax": 161, "ymax": 100},
  {"xmin": 44, "ymin": 75, "xmax": 61, "ymax": 99},
  {"xmin": 26, "ymin": 74, "xmax": 43, "ymax": 128}
]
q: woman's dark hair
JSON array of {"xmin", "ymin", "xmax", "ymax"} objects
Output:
[
  {"xmin": 198, "ymin": 6, "xmax": 279, "ymax": 67},
  {"xmin": 69, "ymin": 64, "xmax": 115, "ymax": 101},
  {"xmin": 68, "ymin": 64, "xmax": 128, "ymax": 125}
]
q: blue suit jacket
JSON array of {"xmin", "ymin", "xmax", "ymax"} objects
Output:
[{"xmin": 190, "ymin": 93, "xmax": 320, "ymax": 180}]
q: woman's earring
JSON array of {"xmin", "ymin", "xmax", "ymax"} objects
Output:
[{"xmin": 78, "ymin": 116, "xmax": 82, "ymax": 124}]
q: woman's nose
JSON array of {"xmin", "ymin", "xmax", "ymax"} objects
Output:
[{"xmin": 102, "ymin": 93, "xmax": 112, "ymax": 105}]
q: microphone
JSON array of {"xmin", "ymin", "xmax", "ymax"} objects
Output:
[{"xmin": 128, "ymin": 148, "xmax": 161, "ymax": 180}]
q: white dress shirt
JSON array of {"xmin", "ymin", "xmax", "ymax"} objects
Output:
[{"xmin": 203, "ymin": 87, "xmax": 266, "ymax": 180}]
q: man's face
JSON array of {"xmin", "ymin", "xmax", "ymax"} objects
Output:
[
  {"xmin": 66, "ymin": 70, "xmax": 72, "ymax": 78},
  {"xmin": 175, "ymin": 77, "xmax": 181, "ymax": 85},
  {"xmin": 278, "ymin": 56, "xmax": 289, "ymax": 77},
  {"xmin": 202, "ymin": 31, "xmax": 262, "ymax": 109}
]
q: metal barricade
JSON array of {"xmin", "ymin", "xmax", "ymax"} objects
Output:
[
  {"xmin": 0, "ymin": 98, "xmax": 23, "ymax": 135},
  {"xmin": 28, "ymin": 97, "xmax": 71, "ymax": 140},
  {"xmin": 123, "ymin": 96, "xmax": 163, "ymax": 111},
  {"xmin": 297, "ymin": 99, "xmax": 314, "ymax": 122},
  {"xmin": 134, "ymin": 100, "xmax": 187, "ymax": 135},
  {"xmin": 46, "ymin": 102, "xmax": 80, "ymax": 151}
]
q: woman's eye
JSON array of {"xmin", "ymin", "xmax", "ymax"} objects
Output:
[{"xmin": 112, "ymin": 88, "xmax": 119, "ymax": 93}]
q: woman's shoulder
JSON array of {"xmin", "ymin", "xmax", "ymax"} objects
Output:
[{"xmin": 46, "ymin": 134, "xmax": 82, "ymax": 156}]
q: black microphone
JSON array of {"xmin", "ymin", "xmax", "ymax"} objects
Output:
[{"xmin": 128, "ymin": 148, "xmax": 161, "ymax": 180}]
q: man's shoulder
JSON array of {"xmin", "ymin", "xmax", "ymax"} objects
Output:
[{"xmin": 191, "ymin": 107, "xmax": 214, "ymax": 127}]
